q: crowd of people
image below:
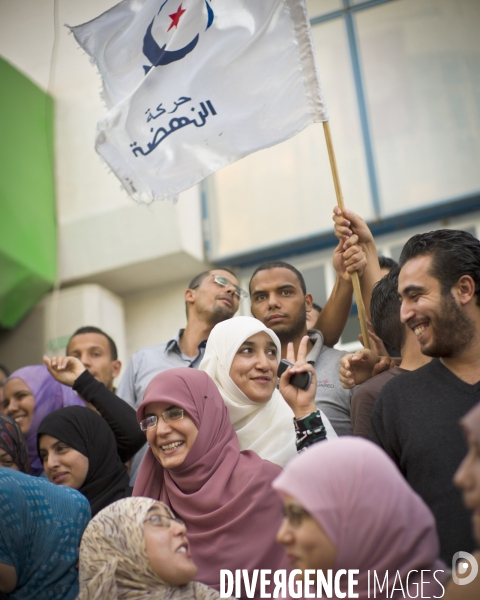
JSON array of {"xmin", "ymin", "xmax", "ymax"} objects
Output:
[{"xmin": 0, "ymin": 208, "xmax": 479, "ymax": 599}]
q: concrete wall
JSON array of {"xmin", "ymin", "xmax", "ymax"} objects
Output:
[{"xmin": 0, "ymin": 0, "xmax": 209, "ymax": 369}]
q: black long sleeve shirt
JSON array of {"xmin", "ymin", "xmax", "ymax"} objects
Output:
[{"xmin": 73, "ymin": 370, "xmax": 146, "ymax": 463}]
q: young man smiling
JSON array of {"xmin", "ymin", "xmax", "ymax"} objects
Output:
[{"xmin": 371, "ymin": 229, "xmax": 480, "ymax": 562}]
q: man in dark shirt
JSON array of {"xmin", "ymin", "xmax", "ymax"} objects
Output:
[
  {"xmin": 371, "ymin": 229, "xmax": 480, "ymax": 562},
  {"xmin": 351, "ymin": 266, "xmax": 430, "ymax": 438}
]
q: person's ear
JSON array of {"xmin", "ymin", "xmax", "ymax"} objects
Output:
[
  {"xmin": 454, "ymin": 275, "xmax": 476, "ymax": 306},
  {"xmin": 111, "ymin": 360, "xmax": 121, "ymax": 379},
  {"xmin": 305, "ymin": 293, "xmax": 313, "ymax": 311},
  {"xmin": 184, "ymin": 288, "xmax": 196, "ymax": 306}
]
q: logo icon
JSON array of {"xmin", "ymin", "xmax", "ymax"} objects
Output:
[
  {"xmin": 452, "ymin": 551, "xmax": 478, "ymax": 585},
  {"xmin": 142, "ymin": 0, "xmax": 214, "ymax": 74}
]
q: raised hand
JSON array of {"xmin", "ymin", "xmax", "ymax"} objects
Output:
[
  {"xmin": 279, "ymin": 336, "xmax": 317, "ymax": 419},
  {"xmin": 43, "ymin": 355, "xmax": 86, "ymax": 388},
  {"xmin": 332, "ymin": 206, "xmax": 374, "ymax": 246},
  {"xmin": 338, "ymin": 349, "xmax": 391, "ymax": 389},
  {"xmin": 333, "ymin": 235, "xmax": 367, "ymax": 282}
]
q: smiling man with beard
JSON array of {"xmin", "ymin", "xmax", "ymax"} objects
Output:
[{"xmin": 371, "ymin": 229, "xmax": 480, "ymax": 563}]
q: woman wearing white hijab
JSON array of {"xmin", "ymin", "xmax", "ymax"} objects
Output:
[{"xmin": 199, "ymin": 316, "xmax": 336, "ymax": 467}]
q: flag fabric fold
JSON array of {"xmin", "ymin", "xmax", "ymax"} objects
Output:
[{"xmin": 70, "ymin": 0, "xmax": 328, "ymax": 202}]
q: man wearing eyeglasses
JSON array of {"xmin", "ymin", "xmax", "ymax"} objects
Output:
[
  {"xmin": 118, "ymin": 268, "xmax": 244, "ymax": 412},
  {"xmin": 117, "ymin": 268, "xmax": 244, "ymax": 483}
]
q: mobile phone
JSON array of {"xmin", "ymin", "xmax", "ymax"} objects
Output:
[{"xmin": 277, "ymin": 359, "xmax": 312, "ymax": 391}]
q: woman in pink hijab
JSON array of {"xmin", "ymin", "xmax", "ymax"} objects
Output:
[
  {"xmin": 133, "ymin": 368, "xmax": 288, "ymax": 596},
  {"xmin": 273, "ymin": 437, "xmax": 446, "ymax": 599},
  {"xmin": 446, "ymin": 402, "xmax": 480, "ymax": 598}
]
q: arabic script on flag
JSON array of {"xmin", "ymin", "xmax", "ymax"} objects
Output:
[{"xmin": 70, "ymin": 0, "xmax": 328, "ymax": 202}]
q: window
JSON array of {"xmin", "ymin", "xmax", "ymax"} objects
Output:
[{"xmin": 206, "ymin": 0, "xmax": 480, "ymax": 261}]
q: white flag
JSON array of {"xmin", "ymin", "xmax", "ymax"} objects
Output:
[{"xmin": 71, "ymin": 0, "xmax": 328, "ymax": 202}]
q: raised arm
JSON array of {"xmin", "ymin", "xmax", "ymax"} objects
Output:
[
  {"xmin": 43, "ymin": 356, "xmax": 145, "ymax": 462},
  {"xmin": 332, "ymin": 207, "xmax": 383, "ymax": 322},
  {"xmin": 315, "ymin": 233, "xmax": 367, "ymax": 346},
  {"xmin": 279, "ymin": 336, "xmax": 328, "ymax": 451}
]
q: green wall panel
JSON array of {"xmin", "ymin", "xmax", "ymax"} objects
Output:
[{"xmin": 0, "ymin": 57, "xmax": 56, "ymax": 327}]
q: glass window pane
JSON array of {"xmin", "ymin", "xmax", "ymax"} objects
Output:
[
  {"xmin": 302, "ymin": 264, "xmax": 328, "ymax": 306},
  {"xmin": 306, "ymin": 0, "xmax": 343, "ymax": 18},
  {"xmin": 356, "ymin": 0, "xmax": 480, "ymax": 217},
  {"xmin": 340, "ymin": 313, "xmax": 361, "ymax": 344},
  {"xmin": 390, "ymin": 243, "xmax": 405, "ymax": 264},
  {"xmin": 207, "ymin": 18, "xmax": 373, "ymax": 259}
]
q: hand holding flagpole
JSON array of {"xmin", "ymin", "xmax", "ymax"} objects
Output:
[
  {"xmin": 70, "ymin": 0, "xmax": 371, "ymax": 350},
  {"xmin": 323, "ymin": 121, "xmax": 371, "ymax": 350}
]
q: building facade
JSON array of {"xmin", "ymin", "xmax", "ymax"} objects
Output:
[{"xmin": 1, "ymin": 0, "xmax": 479, "ymax": 374}]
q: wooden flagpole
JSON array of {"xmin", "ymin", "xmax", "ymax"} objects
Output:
[{"xmin": 323, "ymin": 121, "xmax": 371, "ymax": 350}]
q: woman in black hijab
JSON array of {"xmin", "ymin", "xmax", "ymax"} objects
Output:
[{"xmin": 37, "ymin": 406, "xmax": 131, "ymax": 516}]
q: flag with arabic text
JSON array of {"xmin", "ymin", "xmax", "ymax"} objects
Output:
[{"xmin": 70, "ymin": 0, "xmax": 328, "ymax": 201}]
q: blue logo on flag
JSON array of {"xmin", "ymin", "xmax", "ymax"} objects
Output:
[{"xmin": 143, "ymin": 0, "xmax": 214, "ymax": 74}]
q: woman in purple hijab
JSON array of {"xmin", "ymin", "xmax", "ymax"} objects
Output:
[{"xmin": 3, "ymin": 365, "xmax": 85, "ymax": 475}]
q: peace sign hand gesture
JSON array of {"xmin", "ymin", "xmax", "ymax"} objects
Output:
[{"xmin": 279, "ymin": 336, "xmax": 318, "ymax": 419}]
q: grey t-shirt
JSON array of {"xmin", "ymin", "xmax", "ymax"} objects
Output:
[{"xmin": 307, "ymin": 329, "xmax": 354, "ymax": 436}]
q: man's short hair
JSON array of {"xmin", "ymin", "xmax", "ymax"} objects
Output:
[
  {"xmin": 249, "ymin": 261, "xmax": 307, "ymax": 295},
  {"xmin": 399, "ymin": 229, "xmax": 480, "ymax": 306},
  {"xmin": 0, "ymin": 364, "xmax": 10, "ymax": 378},
  {"xmin": 67, "ymin": 326, "xmax": 118, "ymax": 360},
  {"xmin": 378, "ymin": 255, "xmax": 398, "ymax": 272},
  {"xmin": 370, "ymin": 266, "xmax": 405, "ymax": 353},
  {"xmin": 312, "ymin": 302, "xmax": 323, "ymax": 312},
  {"xmin": 188, "ymin": 268, "xmax": 238, "ymax": 291}
]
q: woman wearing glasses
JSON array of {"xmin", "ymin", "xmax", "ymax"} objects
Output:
[
  {"xmin": 78, "ymin": 497, "xmax": 225, "ymax": 599},
  {"xmin": 134, "ymin": 368, "xmax": 289, "ymax": 596},
  {"xmin": 199, "ymin": 316, "xmax": 336, "ymax": 467}
]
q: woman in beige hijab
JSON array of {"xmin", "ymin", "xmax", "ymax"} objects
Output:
[{"xmin": 78, "ymin": 497, "xmax": 225, "ymax": 600}]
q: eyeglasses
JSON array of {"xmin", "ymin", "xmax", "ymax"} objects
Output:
[
  {"xmin": 192, "ymin": 275, "xmax": 248, "ymax": 299},
  {"xmin": 144, "ymin": 514, "xmax": 186, "ymax": 528},
  {"xmin": 140, "ymin": 407, "xmax": 185, "ymax": 431}
]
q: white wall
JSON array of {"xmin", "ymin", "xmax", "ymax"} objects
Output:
[
  {"xmin": 0, "ymin": 0, "xmax": 210, "ymax": 366},
  {"xmin": 123, "ymin": 279, "xmax": 190, "ymax": 360},
  {"xmin": 0, "ymin": 0, "xmax": 206, "ymax": 287}
]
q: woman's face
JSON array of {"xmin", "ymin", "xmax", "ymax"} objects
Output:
[
  {"xmin": 276, "ymin": 493, "xmax": 337, "ymax": 581},
  {"xmin": 0, "ymin": 448, "xmax": 19, "ymax": 470},
  {"xmin": 454, "ymin": 430, "xmax": 480, "ymax": 543},
  {"xmin": 229, "ymin": 331, "xmax": 278, "ymax": 403},
  {"xmin": 3, "ymin": 378, "xmax": 35, "ymax": 435},
  {"xmin": 143, "ymin": 502, "xmax": 197, "ymax": 585},
  {"xmin": 38, "ymin": 434, "xmax": 89, "ymax": 489},
  {"xmin": 144, "ymin": 402, "xmax": 198, "ymax": 470}
]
